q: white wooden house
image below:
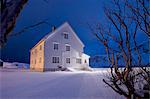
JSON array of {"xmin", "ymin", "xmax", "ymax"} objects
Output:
[{"xmin": 30, "ymin": 22, "xmax": 90, "ymax": 71}]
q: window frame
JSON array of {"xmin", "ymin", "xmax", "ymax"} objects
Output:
[
  {"xmin": 35, "ymin": 49, "xmax": 37, "ymax": 54},
  {"xmin": 40, "ymin": 45, "xmax": 42, "ymax": 50},
  {"xmin": 52, "ymin": 56, "xmax": 60, "ymax": 63},
  {"xmin": 65, "ymin": 44, "xmax": 70, "ymax": 51},
  {"xmin": 66, "ymin": 58, "xmax": 70, "ymax": 64},
  {"xmin": 31, "ymin": 51, "xmax": 34, "ymax": 55},
  {"xmin": 39, "ymin": 57, "xmax": 42, "ymax": 63},
  {"xmin": 63, "ymin": 32, "xmax": 69, "ymax": 39},
  {"xmin": 35, "ymin": 59, "xmax": 36, "ymax": 64},
  {"xmin": 84, "ymin": 59, "xmax": 87, "ymax": 63},
  {"xmin": 31, "ymin": 60, "xmax": 33, "ymax": 64},
  {"xmin": 53, "ymin": 42, "xmax": 59, "ymax": 50},
  {"xmin": 76, "ymin": 58, "xmax": 82, "ymax": 64}
]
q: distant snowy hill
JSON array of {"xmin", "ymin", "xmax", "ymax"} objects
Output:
[
  {"xmin": 90, "ymin": 55, "xmax": 110, "ymax": 68},
  {"xmin": 90, "ymin": 41, "xmax": 149, "ymax": 68}
]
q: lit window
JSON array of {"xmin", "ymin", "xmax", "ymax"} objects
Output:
[
  {"xmin": 40, "ymin": 45, "xmax": 42, "ymax": 50},
  {"xmin": 76, "ymin": 58, "xmax": 82, "ymax": 64},
  {"xmin": 66, "ymin": 45, "xmax": 70, "ymax": 51},
  {"xmin": 52, "ymin": 57, "xmax": 59, "ymax": 63},
  {"xmin": 66, "ymin": 58, "xmax": 70, "ymax": 64},
  {"xmin": 35, "ymin": 49, "xmax": 37, "ymax": 54},
  {"xmin": 54, "ymin": 43, "xmax": 59, "ymax": 50},
  {"xmin": 39, "ymin": 57, "xmax": 41, "ymax": 63},
  {"xmin": 64, "ymin": 33, "xmax": 68, "ymax": 39}
]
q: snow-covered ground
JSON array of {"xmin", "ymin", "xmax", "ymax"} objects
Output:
[{"xmin": 0, "ymin": 69, "xmax": 124, "ymax": 99}]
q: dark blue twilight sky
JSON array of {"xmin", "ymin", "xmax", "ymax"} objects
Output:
[{"xmin": 1, "ymin": 0, "xmax": 107, "ymax": 63}]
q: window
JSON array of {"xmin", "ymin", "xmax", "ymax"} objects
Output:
[
  {"xmin": 76, "ymin": 58, "xmax": 82, "ymax": 64},
  {"xmin": 66, "ymin": 45, "xmax": 70, "ymax": 51},
  {"xmin": 39, "ymin": 57, "xmax": 41, "ymax": 63},
  {"xmin": 35, "ymin": 49, "xmax": 37, "ymax": 54},
  {"xmin": 54, "ymin": 43, "xmax": 59, "ymax": 50},
  {"xmin": 35, "ymin": 49, "xmax": 37, "ymax": 53},
  {"xmin": 52, "ymin": 57, "xmax": 59, "ymax": 63},
  {"xmin": 64, "ymin": 33, "xmax": 68, "ymax": 39},
  {"xmin": 31, "ymin": 60, "xmax": 33, "ymax": 64},
  {"xmin": 66, "ymin": 58, "xmax": 70, "ymax": 64},
  {"xmin": 40, "ymin": 45, "xmax": 42, "ymax": 50},
  {"xmin": 85, "ymin": 60, "xmax": 87, "ymax": 63}
]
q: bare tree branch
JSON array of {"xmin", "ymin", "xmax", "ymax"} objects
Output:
[
  {"xmin": 9, "ymin": 20, "xmax": 52, "ymax": 37},
  {"xmin": 89, "ymin": 0, "xmax": 150, "ymax": 98}
]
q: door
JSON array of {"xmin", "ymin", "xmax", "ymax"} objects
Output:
[{"xmin": 62, "ymin": 51, "xmax": 71, "ymax": 67}]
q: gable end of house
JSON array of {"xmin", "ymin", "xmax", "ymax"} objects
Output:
[{"xmin": 30, "ymin": 22, "xmax": 85, "ymax": 50}]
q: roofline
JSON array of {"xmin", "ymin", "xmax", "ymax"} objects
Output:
[
  {"xmin": 44, "ymin": 22, "xmax": 69, "ymax": 40},
  {"xmin": 45, "ymin": 22, "xmax": 85, "ymax": 46},
  {"xmin": 32, "ymin": 22, "xmax": 69, "ymax": 42},
  {"xmin": 66, "ymin": 22, "xmax": 84, "ymax": 47},
  {"xmin": 30, "ymin": 22, "xmax": 85, "ymax": 51},
  {"xmin": 30, "ymin": 23, "xmax": 66, "ymax": 51},
  {"xmin": 30, "ymin": 39, "xmax": 45, "ymax": 51},
  {"xmin": 82, "ymin": 53, "xmax": 90, "ymax": 58}
]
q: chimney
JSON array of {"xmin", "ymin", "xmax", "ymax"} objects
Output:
[{"xmin": 52, "ymin": 26, "xmax": 56, "ymax": 32}]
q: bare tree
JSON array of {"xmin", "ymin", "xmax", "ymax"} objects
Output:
[
  {"xmin": 88, "ymin": 0, "xmax": 149, "ymax": 98},
  {"xmin": 125, "ymin": 0, "xmax": 150, "ymax": 36}
]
